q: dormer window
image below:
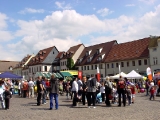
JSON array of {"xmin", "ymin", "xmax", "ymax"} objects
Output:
[
  {"xmin": 102, "ymin": 54, "xmax": 105, "ymax": 59},
  {"xmin": 90, "ymin": 56, "xmax": 93, "ymax": 61},
  {"xmin": 99, "ymin": 48, "xmax": 103, "ymax": 53},
  {"xmin": 96, "ymin": 49, "xmax": 99, "ymax": 54},
  {"xmin": 86, "ymin": 51, "xmax": 89, "ymax": 56},
  {"xmin": 87, "ymin": 58, "xmax": 90, "ymax": 62}
]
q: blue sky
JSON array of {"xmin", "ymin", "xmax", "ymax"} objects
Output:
[{"xmin": 0, "ymin": 0, "xmax": 160, "ymax": 61}]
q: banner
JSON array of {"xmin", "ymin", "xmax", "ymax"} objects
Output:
[
  {"xmin": 78, "ymin": 70, "xmax": 82, "ymax": 80},
  {"xmin": 146, "ymin": 67, "xmax": 152, "ymax": 81},
  {"xmin": 97, "ymin": 67, "xmax": 100, "ymax": 82}
]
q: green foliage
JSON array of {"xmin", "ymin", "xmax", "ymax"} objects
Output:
[{"xmin": 66, "ymin": 58, "xmax": 75, "ymax": 70}]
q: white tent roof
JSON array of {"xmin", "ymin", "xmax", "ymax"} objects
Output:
[
  {"xmin": 126, "ymin": 70, "xmax": 143, "ymax": 79},
  {"xmin": 110, "ymin": 72, "xmax": 127, "ymax": 79}
]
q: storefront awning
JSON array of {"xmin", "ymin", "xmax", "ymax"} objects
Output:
[{"xmin": 60, "ymin": 71, "xmax": 72, "ymax": 77}]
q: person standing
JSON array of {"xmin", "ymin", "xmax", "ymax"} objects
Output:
[
  {"xmin": 104, "ymin": 77, "xmax": 112, "ymax": 107},
  {"xmin": 82, "ymin": 76, "xmax": 87, "ymax": 105},
  {"xmin": 36, "ymin": 76, "xmax": 44, "ymax": 106},
  {"xmin": 117, "ymin": 76, "xmax": 126, "ymax": 107},
  {"xmin": 0, "ymin": 81, "xmax": 5, "ymax": 109},
  {"xmin": 3, "ymin": 86, "xmax": 12, "ymax": 110},
  {"xmin": 49, "ymin": 75, "xmax": 59, "ymax": 110},
  {"xmin": 145, "ymin": 79, "xmax": 150, "ymax": 96},
  {"xmin": 28, "ymin": 78, "xmax": 35, "ymax": 98},
  {"xmin": 71, "ymin": 77, "xmax": 78, "ymax": 106},
  {"xmin": 41, "ymin": 77, "xmax": 47, "ymax": 104},
  {"xmin": 86, "ymin": 74, "xmax": 97, "ymax": 108},
  {"xmin": 23, "ymin": 80, "xmax": 28, "ymax": 98}
]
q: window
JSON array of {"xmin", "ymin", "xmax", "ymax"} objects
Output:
[
  {"xmin": 53, "ymin": 51, "xmax": 54, "ymax": 54},
  {"xmin": 81, "ymin": 66, "xmax": 83, "ymax": 70},
  {"xmin": 91, "ymin": 65, "xmax": 93, "ymax": 70},
  {"xmin": 116, "ymin": 63, "xmax": 118, "ymax": 67},
  {"xmin": 121, "ymin": 62, "xmax": 124, "ymax": 67},
  {"xmin": 127, "ymin": 62, "xmax": 129, "ymax": 67},
  {"xmin": 153, "ymin": 57, "xmax": 158, "ymax": 65},
  {"xmin": 99, "ymin": 64, "xmax": 103, "ymax": 69},
  {"xmin": 132, "ymin": 61, "xmax": 135, "ymax": 66},
  {"xmin": 87, "ymin": 58, "xmax": 90, "ymax": 62},
  {"xmin": 84, "ymin": 66, "xmax": 86, "ymax": 70},
  {"xmin": 45, "ymin": 66, "xmax": 47, "ymax": 71},
  {"xmin": 86, "ymin": 51, "xmax": 89, "ymax": 56},
  {"xmin": 138, "ymin": 60, "xmax": 142, "ymax": 66},
  {"xmin": 29, "ymin": 68, "xmax": 31, "ymax": 73},
  {"xmin": 111, "ymin": 63, "xmax": 114, "ymax": 68},
  {"xmin": 95, "ymin": 65, "xmax": 97, "ymax": 69},
  {"xmin": 144, "ymin": 59, "xmax": 148, "ymax": 65},
  {"xmin": 107, "ymin": 64, "xmax": 109, "ymax": 68},
  {"xmin": 37, "ymin": 67, "xmax": 38, "ymax": 72},
  {"xmin": 96, "ymin": 49, "xmax": 99, "ymax": 54},
  {"xmin": 87, "ymin": 66, "xmax": 89, "ymax": 70}
]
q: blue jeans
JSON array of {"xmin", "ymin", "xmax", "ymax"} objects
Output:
[
  {"xmin": 42, "ymin": 91, "xmax": 46, "ymax": 104},
  {"xmin": 49, "ymin": 93, "xmax": 58, "ymax": 109}
]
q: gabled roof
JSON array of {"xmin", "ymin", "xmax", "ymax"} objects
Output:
[
  {"xmin": 56, "ymin": 52, "xmax": 64, "ymax": 59},
  {"xmin": 14, "ymin": 55, "xmax": 32, "ymax": 69},
  {"xmin": 0, "ymin": 60, "xmax": 19, "ymax": 73},
  {"xmin": 76, "ymin": 40, "xmax": 117, "ymax": 66},
  {"xmin": 61, "ymin": 44, "xmax": 84, "ymax": 59},
  {"xmin": 28, "ymin": 46, "xmax": 55, "ymax": 66},
  {"xmin": 105, "ymin": 37, "xmax": 150, "ymax": 62}
]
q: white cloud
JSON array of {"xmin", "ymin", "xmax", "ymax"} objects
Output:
[
  {"xmin": 93, "ymin": 8, "xmax": 96, "ymax": 10},
  {"xmin": 97, "ymin": 8, "xmax": 114, "ymax": 17},
  {"xmin": 139, "ymin": 0, "xmax": 156, "ymax": 4},
  {"xmin": 0, "ymin": 13, "xmax": 13, "ymax": 41},
  {"xmin": 2, "ymin": 4, "xmax": 160, "ymax": 61},
  {"xmin": 55, "ymin": 1, "xmax": 72, "ymax": 10},
  {"xmin": 18, "ymin": 8, "xmax": 45, "ymax": 14},
  {"xmin": 125, "ymin": 4, "xmax": 135, "ymax": 7}
]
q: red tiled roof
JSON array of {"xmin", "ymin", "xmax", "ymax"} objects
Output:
[
  {"xmin": 76, "ymin": 40, "xmax": 117, "ymax": 66},
  {"xmin": 56, "ymin": 52, "xmax": 64, "ymax": 59},
  {"xmin": 105, "ymin": 37, "xmax": 150, "ymax": 62},
  {"xmin": 28, "ymin": 46, "xmax": 55, "ymax": 66},
  {"xmin": 61, "ymin": 44, "xmax": 84, "ymax": 59}
]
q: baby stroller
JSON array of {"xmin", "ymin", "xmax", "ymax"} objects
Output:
[{"xmin": 96, "ymin": 92, "xmax": 102, "ymax": 103}]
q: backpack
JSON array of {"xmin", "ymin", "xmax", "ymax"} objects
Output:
[{"xmin": 118, "ymin": 80, "xmax": 125, "ymax": 89}]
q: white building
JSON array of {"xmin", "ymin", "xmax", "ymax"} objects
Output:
[
  {"xmin": 27, "ymin": 46, "xmax": 59, "ymax": 79},
  {"xmin": 148, "ymin": 36, "xmax": 160, "ymax": 73}
]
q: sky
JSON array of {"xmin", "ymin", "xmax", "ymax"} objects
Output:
[{"xmin": 0, "ymin": 0, "xmax": 160, "ymax": 61}]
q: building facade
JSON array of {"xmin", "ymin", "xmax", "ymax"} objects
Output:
[
  {"xmin": 60, "ymin": 44, "xmax": 85, "ymax": 71},
  {"xmin": 27, "ymin": 46, "xmax": 59, "ymax": 79},
  {"xmin": 76, "ymin": 41, "xmax": 117, "ymax": 78},
  {"xmin": 105, "ymin": 37, "xmax": 150, "ymax": 76},
  {"xmin": 148, "ymin": 36, "xmax": 160, "ymax": 73}
]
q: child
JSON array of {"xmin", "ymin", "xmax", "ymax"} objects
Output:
[
  {"xmin": 112, "ymin": 85, "xmax": 118, "ymax": 104},
  {"xmin": 126, "ymin": 86, "xmax": 132, "ymax": 105},
  {"xmin": 3, "ymin": 86, "xmax": 12, "ymax": 110},
  {"xmin": 150, "ymin": 86, "xmax": 155, "ymax": 100},
  {"xmin": 131, "ymin": 84, "xmax": 136, "ymax": 104},
  {"xmin": 100, "ymin": 82, "xmax": 105, "ymax": 102}
]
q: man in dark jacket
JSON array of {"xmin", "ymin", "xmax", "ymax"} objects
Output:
[
  {"xmin": 86, "ymin": 74, "xmax": 97, "ymax": 108},
  {"xmin": 49, "ymin": 75, "xmax": 59, "ymax": 110}
]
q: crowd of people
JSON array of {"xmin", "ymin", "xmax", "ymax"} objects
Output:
[{"xmin": 0, "ymin": 74, "xmax": 160, "ymax": 110}]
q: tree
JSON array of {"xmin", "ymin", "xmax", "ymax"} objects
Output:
[{"xmin": 66, "ymin": 58, "xmax": 75, "ymax": 70}]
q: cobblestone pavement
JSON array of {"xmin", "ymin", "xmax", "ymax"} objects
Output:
[{"xmin": 0, "ymin": 93, "xmax": 160, "ymax": 120}]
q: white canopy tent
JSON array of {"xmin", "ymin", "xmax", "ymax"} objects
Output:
[
  {"xmin": 110, "ymin": 72, "xmax": 127, "ymax": 79},
  {"xmin": 126, "ymin": 70, "xmax": 143, "ymax": 79}
]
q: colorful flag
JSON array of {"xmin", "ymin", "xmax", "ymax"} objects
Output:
[
  {"xmin": 97, "ymin": 67, "xmax": 100, "ymax": 81},
  {"xmin": 146, "ymin": 67, "xmax": 152, "ymax": 81}
]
